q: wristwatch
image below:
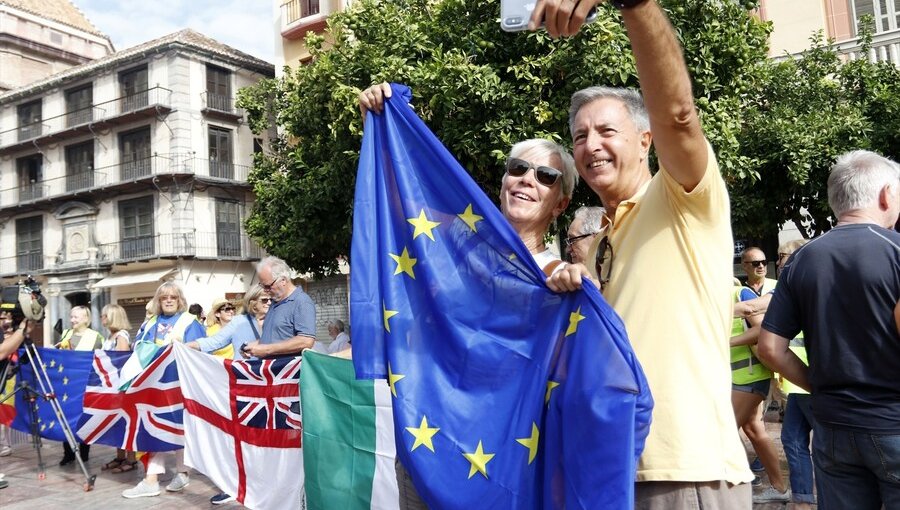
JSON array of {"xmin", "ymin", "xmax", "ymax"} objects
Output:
[{"xmin": 611, "ymin": 0, "xmax": 650, "ymax": 9}]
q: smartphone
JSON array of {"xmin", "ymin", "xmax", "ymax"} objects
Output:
[{"xmin": 500, "ymin": 0, "xmax": 598, "ymax": 32}]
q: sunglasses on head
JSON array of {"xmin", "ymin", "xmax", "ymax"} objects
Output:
[
  {"xmin": 505, "ymin": 158, "xmax": 562, "ymax": 187},
  {"xmin": 744, "ymin": 260, "xmax": 766, "ymax": 267}
]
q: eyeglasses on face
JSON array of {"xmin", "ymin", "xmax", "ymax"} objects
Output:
[
  {"xmin": 220, "ymin": 306, "xmax": 236, "ymax": 312},
  {"xmin": 594, "ymin": 235, "xmax": 614, "ymax": 291},
  {"xmin": 743, "ymin": 260, "xmax": 767, "ymax": 267},
  {"xmin": 505, "ymin": 158, "xmax": 562, "ymax": 187},
  {"xmin": 565, "ymin": 232, "xmax": 598, "ymax": 247},
  {"xmin": 257, "ymin": 297, "xmax": 272, "ymax": 304},
  {"xmin": 159, "ymin": 295, "xmax": 178, "ymax": 302},
  {"xmin": 260, "ymin": 276, "xmax": 282, "ymax": 290}
]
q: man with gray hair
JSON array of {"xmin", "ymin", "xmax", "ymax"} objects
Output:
[
  {"xmin": 565, "ymin": 206, "xmax": 604, "ymax": 264},
  {"xmin": 314, "ymin": 319, "xmax": 351, "ymax": 354},
  {"xmin": 537, "ymin": 1, "xmax": 751, "ymax": 507},
  {"xmin": 759, "ymin": 150, "xmax": 900, "ymax": 509},
  {"xmin": 243, "ymin": 256, "xmax": 316, "ymax": 358}
]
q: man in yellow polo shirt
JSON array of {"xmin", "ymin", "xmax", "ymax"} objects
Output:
[{"xmin": 539, "ymin": 0, "xmax": 753, "ymax": 507}]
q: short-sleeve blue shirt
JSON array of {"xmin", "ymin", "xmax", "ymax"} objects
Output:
[{"xmin": 260, "ymin": 287, "xmax": 316, "ymax": 346}]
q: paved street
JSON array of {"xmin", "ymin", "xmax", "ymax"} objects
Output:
[
  {"xmin": 1, "ymin": 417, "xmax": 809, "ymax": 509},
  {"xmin": 0, "ymin": 441, "xmax": 231, "ymax": 509}
]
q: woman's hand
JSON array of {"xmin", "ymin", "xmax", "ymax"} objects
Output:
[{"xmin": 358, "ymin": 82, "xmax": 392, "ymax": 120}]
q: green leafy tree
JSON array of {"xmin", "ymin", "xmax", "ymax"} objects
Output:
[
  {"xmin": 732, "ymin": 28, "xmax": 900, "ymax": 240},
  {"xmin": 239, "ymin": 0, "xmax": 770, "ymax": 276}
]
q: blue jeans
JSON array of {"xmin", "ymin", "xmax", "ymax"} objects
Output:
[
  {"xmin": 812, "ymin": 423, "xmax": 900, "ymax": 510},
  {"xmin": 781, "ymin": 394, "xmax": 816, "ymax": 504}
]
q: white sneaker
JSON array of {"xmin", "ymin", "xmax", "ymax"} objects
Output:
[
  {"xmin": 166, "ymin": 472, "xmax": 190, "ymax": 492},
  {"xmin": 122, "ymin": 480, "xmax": 161, "ymax": 498},
  {"xmin": 0, "ymin": 446, "xmax": 10, "ymax": 457},
  {"xmin": 753, "ymin": 486, "xmax": 790, "ymax": 503}
]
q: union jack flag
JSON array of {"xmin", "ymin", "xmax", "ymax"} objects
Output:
[
  {"xmin": 173, "ymin": 342, "xmax": 304, "ymax": 510},
  {"xmin": 76, "ymin": 345, "xmax": 184, "ymax": 451},
  {"xmin": 232, "ymin": 357, "xmax": 303, "ymax": 431}
]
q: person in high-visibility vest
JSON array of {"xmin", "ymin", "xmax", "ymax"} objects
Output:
[
  {"xmin": 122, "ymin": 282, "xmax": 205, "ymax": 500},
  {"xmin": 730, "ymin": 247, "xmax": 788, "ymax": 503},
  {"xmin": 55, "ymin": 305, "xmax": 104, "ymax": 466}
]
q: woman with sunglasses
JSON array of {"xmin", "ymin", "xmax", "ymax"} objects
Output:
[
  {"xmin": 500, "ymin": 139, "xmax": 578, "ymax": 271},
  {"xmin": 361, "ymin": 84, "xmax": 578, "ymax": 509},
  {"xmin": 205, "ymin": 298, "xmax": 239, "ymax": 358},
  {"xmin": 187, "ymin": 285, "xmax": 272, "ymax": 360}
]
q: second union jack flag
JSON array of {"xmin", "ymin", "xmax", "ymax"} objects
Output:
[{"xmin": 76, "ymin": 345, "xmax": 184, "ymax": 451}]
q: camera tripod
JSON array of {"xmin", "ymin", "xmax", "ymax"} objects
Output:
[{"xmin": 0, "ymin": 338, "xmax": 97, "ymax": 491}]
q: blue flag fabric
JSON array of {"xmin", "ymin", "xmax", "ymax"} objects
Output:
[
  {"xmin": 350, "ymin": 84, "xmax": 653, "ymax": 509},
  {"xmin": 11, "ymin": 347, "xmax": 93, "ymax": 442}
]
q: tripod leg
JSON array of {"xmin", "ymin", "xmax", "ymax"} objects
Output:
[
  {"xmin": 22, "ymin": 344, "xmax": 96, "ymax": 491},
  {"xmin": 26, "ymin": 390, "xmax": 46, "ymax": 479}
]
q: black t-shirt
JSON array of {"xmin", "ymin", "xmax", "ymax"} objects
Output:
[{"xmin": 763, "ymin": 223, "xmax": 900, "ymax": 433}]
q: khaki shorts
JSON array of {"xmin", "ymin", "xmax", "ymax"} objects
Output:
[{"xmin": 635, "ymin": 480, "xmax": 751, "ymax": 510}]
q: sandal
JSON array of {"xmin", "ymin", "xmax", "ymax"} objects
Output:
[
  {"xmin": 111, "ymin": 460, "xmax": 139, "ymax": 474},
  {"xmin": 101, "ymin": 458, "xmax": 125, "ymax": 471}
]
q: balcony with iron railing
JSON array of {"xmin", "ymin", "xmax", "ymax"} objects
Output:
[
  {"xmin": 200, "ymin": 91, "xmax": 244, "ymax": 122},
  {"xmin": 283, "ymin": 0, "xmax": 320, "ymax": 25},
  {"xmin": 0, "ymin": 232, "xmax": 264, "ymax": 277},
  {"xmin": 281, "ymin": 0, "xmax": 328, "ymax": 39},
  {"xmin": 95, "ymin": 232, "xmax": 264, "ymax": 264},
  {"xmin": 0, "ymin": 153, "xmax": 252, "ymax": 210},
  {"xmin": 0, "ymin": 86, "xmax": 174, "ymax": 155}
]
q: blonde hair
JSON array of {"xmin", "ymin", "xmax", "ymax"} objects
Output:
[
  {"xmin": 102, "ymin": 304, "xmax": 131, "ymax": 333},
  {"xmin": 206, "ymin": 299, "xmax": 238, "ymax": 327},
  {"xmin": 243, "ymin": 285, "xmax": 269, "ymax": 315},
  {"xmin": 70, "ymin": 305, "xmax": 92, "ymax": 326},
  {"xmin": 148, "ymin": 281, "xmax": 187, "ymax": 316}
]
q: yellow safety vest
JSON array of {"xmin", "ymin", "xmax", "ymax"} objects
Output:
[
  {"xmin": 57, "ymin": 328, "xmax": 104, "ymax": 351},
  {"xmin": 780, "ymin": 334, "xmax": 809, "ymax": 395},
  {"xmin": 730, "ymin": 286, "xmax": 774, "ymax": 385}
]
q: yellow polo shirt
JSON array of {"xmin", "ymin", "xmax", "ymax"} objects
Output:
[{"xmin": 589, "ymin": 143, "xmax": 752, "ymax": 484}]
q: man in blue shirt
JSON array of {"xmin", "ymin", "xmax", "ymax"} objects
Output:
[{"xmin": 243, "ymin": 256, "xmax": 316, "ymax": 358}]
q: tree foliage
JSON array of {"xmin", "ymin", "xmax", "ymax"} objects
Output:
[
  {"xmin": 238, "ymin": 0, "xmax": 772, "ymax": 276},
  {"xmin": 732, "ymin": 28, "xmax": 900, "ymax": 240}
]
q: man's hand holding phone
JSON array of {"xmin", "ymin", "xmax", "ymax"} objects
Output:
[{"xmin": 529, "ymin": 0, "xmax": 599, "ymax": 37}]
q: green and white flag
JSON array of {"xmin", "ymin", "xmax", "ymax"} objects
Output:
[{"xmin": 300, "ymin": 351, "xmax": 399, "ymax": 510}]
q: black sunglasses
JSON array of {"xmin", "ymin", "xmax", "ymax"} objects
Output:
[
  {"xmin": 565, "ymin": 232, "xmax": 598, "ymax": 247},
  {"xmin": 594, "ymin": 235, "xmax": 614, "ymax": 290},
  {"xmin": 744, "ymin": 260, "xmax": 766, "ymax": 267},
  {"xmin": 505, "ymin": 158, "xmax": 562, "ymax": 187}
]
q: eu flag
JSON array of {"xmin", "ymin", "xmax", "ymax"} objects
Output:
[
  {"xmin": 351, "ymin": 84, "xmax": 653, "ymax": 509},
  {"xmin": 11, "ymin": 347, "xmax": 93, "ymax": 442}
]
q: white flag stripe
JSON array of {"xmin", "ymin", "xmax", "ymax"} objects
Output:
[{"xmin": 372, "ymin": 379, "xmax": 400, "ymax": 510}]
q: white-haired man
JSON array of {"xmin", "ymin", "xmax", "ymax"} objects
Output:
[
  {"xmin": 243, "ymin": 256, "xmax": 316, "ymax": 358},
  {"xmin": 759, "ymin": 150, "xmax": 900, "ymax": 509},
  {"xmin": 565, "ymin": 206, "xmax": 604, "ymax": 264},
  {"xmin": 538, "ymin": 0, "xmax": 752, "ymax": 507}
]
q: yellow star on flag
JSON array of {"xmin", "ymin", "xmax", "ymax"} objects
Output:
[
  {"xmin": 62, "ymin": 376, "xmax": 69, "ymax": 385},
  {"xmin": 565, "ymin": 306, "xmax": 586, "ymax": 337},
  {"xmin": 388, "ymin": 364, "xmax": 405, "ymax": 398},
  {"xmin": 62, "ymin": 393, "xmax": 69, "ymax": 402},
  {"xmin": 545, "ymin": 380, "xmax": 560, "ymax": 404},
  {"xmin": 463, "ymin": 440, "xmax": 495, "ymax": 479},
  {"xmin": 389, "ymin": 247, "xmax": 417, "ymax": 279},
  {"xmin": 407, "ymin": 210, "xmax": 441, "ymax": 241},
  {"xmin": 49, "ymin": 359, "xmax": 56, "ymax": 368},
  {"xmin": 49, "ymin": 420, "xmax": 55, "ymax": 429},
  {"xmin": 457, "ymin": 204, "xmax": 483, "ymax": 232},
  {"xmin": 40, "ymin": 424, "xmax": 46, "ymax": 432},
  {"xmin": 516, "ymin": 423, "xmax": 540, "ymax": 464},
  {"xmin": 58, "ymin": 365, "xmax": 64, "ymax": 373},
  {"xmin": 405, "ymin": 416, "xmax": 440, "ymax": 453},
  {"xmin": 383, "ymin": 302, "xmax": 399, "ymax": 333}
]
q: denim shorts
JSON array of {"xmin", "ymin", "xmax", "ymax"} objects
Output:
[{"xmin": 732, "ymin": 378, "xmax": 771, "ymax": 398}]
